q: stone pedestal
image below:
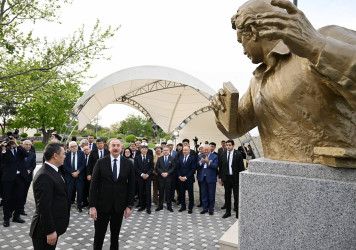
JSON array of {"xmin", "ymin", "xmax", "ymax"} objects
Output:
[{"xmin": 238, "ymin": 158, "xmax": 356, "ymax": 250}]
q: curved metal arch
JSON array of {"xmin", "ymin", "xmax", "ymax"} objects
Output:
[
  {"xmin": 114, "ymin": 97, "xmax": 153, "ymax": 122},
  {"xmin": 175, "ymin": 106, "xmax": 212, "ymax": 130}
]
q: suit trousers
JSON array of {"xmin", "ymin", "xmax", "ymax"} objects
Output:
[
  {"xmin": 138, "ymin": 178, "xmax": 152, "ymax": 209},
  {"xmin": 94, "ymin": 209, "xmax": 124, "ymax": 250},
  {"xmin": 2, "ymin": 174, "xmax": 26, "ymax": 220},
  {"xmin": 201, "ymin": 176, "xmax": 216, "ymax": 212},
  {"xmin": 170, "ymin": 172, "xmax": 179, "ymax": 201},
  {"xmin": 22, "ymin": 178, "xmax": 32, "ymax": 210},
  {"xmin": 179, "ymin": 181, "xmax": 194, "ymax": 210},
  {"xmin": 158, "ymin": 179, "xmax": 172, "ymax": 207},
  {"xmin": 31, "ymin": 224, "xmax": 57, "ymax": 250},
  {"xmin": 67, "ymin": 178, "xmax": 84, "ymax": 209},
  {"xmin": 224, "ymin": 175, "xmax": 239, "ymax": 214}
]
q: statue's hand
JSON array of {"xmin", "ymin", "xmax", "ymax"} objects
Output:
[
  {"xmin": 252, "ymin": 0, "xmax": 325, "ymax": 64},
  {"xmin": 211, "ymin": 88, "xmax": 226, "ymax": 116}
]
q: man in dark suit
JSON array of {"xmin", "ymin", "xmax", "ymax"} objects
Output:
[
  {"xmin": 219, "ymin": 139, "xmax": 245, "ymax": 219},
  {"xmin": 155, "ymin": 146, "xmax": 175, "ymax": 212},
  {"xmin": 30, "ymin": 143, "xmax": 69, "ymax": 249},
  {"xmin": 82, "ymin": 145, "xmax": 91, "ymax": 207},
  {"xmin": 177, "ymin": 146, "xmax": 197, "ymax": 214},
  {"xmin": 88, "ymin": 135, "xmax": 97, "ymax": 151},
  {"xmin": 63, "ymin": 141, "xmax": 86, "ymax": 212},
  {"xmin": 218, "ymin": 140, "xmax": 227, "ymax": 156},
  {"xmin": 134, "ymin": 142, "xmax": 153, "ymax": 214},
  {"xmin": 89, "ymin": 138, "xmax": 135, "ymax": 250},
  {"xmin": 1, "ymin": 137, "xmax": 29, "ymax": 227},
  {"xmin": 87, "ymin": 139, "xmax": 110, "ymax": 180},
  {"xmin": 167, "ymin": 140, "xmax": 179, "ymax": 203},
  {"xmin": 197, "ymin": 144, "xmax": 219, "ymax": 215},
  {"xmin": 21, "ymin": 140, "xmax": 37, "ymax": 215}
]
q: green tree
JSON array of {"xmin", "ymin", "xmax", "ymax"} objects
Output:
[
  {"xmin": 0, "ymin": 101, "xmax": 17, "ymax": 137},
  {"xmin": 119, "ymin": 114, "xmax": 154, "ymax": 138},
  {"xmin": 11, "ymin": 80, "xmax": 82, "ymax": 143},
  {"xmin": 0, "ymin": 0, "xmax": 119, "ymax": 102}
]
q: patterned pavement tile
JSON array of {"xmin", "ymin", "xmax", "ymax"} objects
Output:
[{"xmin": 0, "ymin": 165, "xmax": 237, "ymax": 249}]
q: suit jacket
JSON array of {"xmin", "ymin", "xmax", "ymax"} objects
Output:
[
  {"xmin": 197, "ymin": 153, "xmax": 219, "ymax": 183},
  {"xmin": 219, "ymin": 149, "xmax": 245, "ymax": 183},
  {"xmin": 63, "ymin": 150, "xmax": 86, "ymax": 181},
  {"xmin": 134, "ymin": 154, "xmax": 153, "ymax": 182},
  {"xmin": 177, "ymin": 154, "xmax": 197, "ymax": 183},
  {"xmin": 156, "ymin": 155, "xmax": 175, "ymax": 182},
  {"xmin": 24, "ymin": 151, "xmax": 36, "ymax": 181},
  {"xmin": 89, "ymin": 142, "xmax": 97, "ymax": 151},
  {"xmin": 1, "ymin": 146, "xmax": 29, "ymax": 181},
  {"xmin": 87, "ymin": 148, "xmax": 110, "ymax": 176},
  {"xmin": 30, "ymin": 164, "xmax": 70, "ymax": 237},
  {"xmin": 218, "ymin": 147, "xmax": 227, "ymax": 156},
  {"xmin": 89, "ymin": 155, "xmax": 135, "ymax": 213}
]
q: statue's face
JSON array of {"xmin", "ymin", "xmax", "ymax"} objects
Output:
[{"xmin": 237, "ymin": 28, "xmax": 264, "ymax": 64}]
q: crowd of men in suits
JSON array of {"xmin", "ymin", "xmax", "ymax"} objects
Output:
[
  {"xmin": 0, "ymin": 137, "xmax": 37, "ymax": 227},
  {"xmin": 1, "ymin": 132, "xmax": 253, "ymax": 249}
]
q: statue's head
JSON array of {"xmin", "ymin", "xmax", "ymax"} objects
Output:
[{"xmin": 231, "ymin": 0, "xmax": 283, "ymax": 64}]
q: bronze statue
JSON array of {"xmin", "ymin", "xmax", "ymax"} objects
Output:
[{"xmin": 211, "ymin": 0, "xmax": 356, "ymax": 168}]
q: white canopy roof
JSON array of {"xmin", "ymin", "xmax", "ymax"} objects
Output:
[{"xmin": 74, "ymin": 65, "xmax": 217, "ymax": 133}]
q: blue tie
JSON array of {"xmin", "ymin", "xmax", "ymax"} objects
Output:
[
  {"xmin": 164, "ymin": 156, "xmax": 167, "ymax": 166},
  {"xmin": 13, "ymin": 147, "xmax": 17, "ymax": 160},
  {"xmin": 113, "ymin": 159, "xmax": 118, "ymax": 181}
]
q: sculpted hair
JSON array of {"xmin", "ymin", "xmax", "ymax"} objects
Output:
[{"xmin": 44, "ymin": 143, "xmax": 64, "ymax": 161}]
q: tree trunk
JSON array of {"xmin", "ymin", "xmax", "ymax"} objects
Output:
[
  {"xmin": 1, "ymin": 117, "xmax": 6, "ymax": 137},
  {"xmin": 40, "ymin": 123, "xmax": 55, "ymax": 144}
]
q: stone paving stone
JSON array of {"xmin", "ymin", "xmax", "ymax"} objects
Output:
[{"xmin": 0, "ymin": 164, "xmax": 237, "ymax": 249}]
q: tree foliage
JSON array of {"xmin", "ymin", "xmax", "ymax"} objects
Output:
[
  {"xmin": 119, "ymin": 114, "xmax": 154, "ymax": 138},
  {"xmin": 0, "ymin": 101, "xmax": 17, "ymax": 137},
  {"xmin": 11, "ymin": 80, "xmax": 82, "ymax": 143},
  {"xmin": 0, "ymin": 0, "xmax": 119, "ymax": 103}
]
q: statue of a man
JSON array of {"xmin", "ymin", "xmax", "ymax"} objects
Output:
[{"xmin": 212, "ymin": 0, "xmax": 356, "ymax": 167}]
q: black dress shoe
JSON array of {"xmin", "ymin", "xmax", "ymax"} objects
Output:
[
  {"xmin": 188, "ymin": 209, "xmax": 192, "ymax": 214},
  {"xmin": 146, "ymin": 208, "xmax": 151, "ymax": 214},
  {"xmin": 197, "ymin": 204, "xmax": 202, "ymax": 207},
  {"xmin": 209, "ymin": 211, "xmax": 214, "ymax": 215},
  {"xmin": 138, "ymin": 207, "xmax": 146, "ymax": 212},
  {"xmin": 13, "ymin": 217, "xmax": 25, "ymax": 223},
  {"xmin": 167, "ymin": 207, "xmax": 173, "ymax": 212},
  {"xmin": 77, "ymin": 208, "xmax": 83, "ymax": 213},
  {"xmin": 155, "ymin": 206, "xmax": 163, "ymax": 211},
  {"xmin": 178, "ymin": 208, "xmax": 186, "ymax": 212},
  {"xmin": 221, "ymin": 205, "xmax": 226, "ymax": 209},
  {"xmin": 20, "ymin": 210, "xmax": 27, "ymax": 216},
  {"xmin": 3, "ymin": 221, "xmax": 9, "ymax": 227},
  {"xmin": 236, "ymin": 214, "xmax": 238, "ymax": 219},
  {"xmin": 172, "ymin": 199, "xmax": 177, "ymax": 203},
  {"xmin": 222, "ymin": 212, "xmax": 231, "ymax": 218},
  {"xmin": 200, "ymin": 210, "xmax": 208, "ymax": 214},
  {"xmin": 136, "ymin": 203, "xmax": 140, "ymax": 208}
]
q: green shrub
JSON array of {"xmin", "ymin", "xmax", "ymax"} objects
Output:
[
  {"xmin": 20, "ymin": 133, "xmax": 28, "ymax": 138},
  {"xmin": 125, "ymin": 134, "xmax": 136, "ymax": 143},
  {"xmin": 34, "ymin": 141, "xmax": 47, "ymax": 151},
  {"xmin": 33, "ymin": 132, "xmax": 41, "ymax": 136},
  {"xmin": 164, "ymin": 135, "xmax": 171, "ymax": 141}
]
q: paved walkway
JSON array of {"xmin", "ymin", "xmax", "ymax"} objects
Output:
[{"xmin": 0, "ymin": 164, "xmax": 237, "ymax": 249}]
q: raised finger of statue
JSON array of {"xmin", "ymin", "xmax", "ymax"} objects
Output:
[{"xmin": 271, "ymin": 0, "xmax": 299, "ymax": 14}]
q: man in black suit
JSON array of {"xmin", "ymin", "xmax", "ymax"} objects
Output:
[
  {"xmin": 88, "ymin": 135, "xmax": 97, "ymax": 151},
  {"xmin": 219, "ymin": 139, "xmax": 245, "ymax": 219},
  {"xmin": 177, "ymin": 146, "xmax": 197, "ymax": 214},
  {"xmin": 218, "ymin": 140, "xmax": 227, "ymax": 156},
  {"xmin": 155, "ymin": 146, "xmax": 175, "ymax": 212},
  {"xmin": 82, "ymin": 145, "xmax": 91, "ymax": 207},
  {"xmin": 89, "ymin": 139, "xmax": 135, "ymax": 250},
  {"xmin": 1, "ymin": 137, "xmax": 28, "ymax": 227},
  {"xmin": 87, "ymin": 139, "xmax": 110, "ymax": 180},
  {"xmin": 21, "ymin": 140, "xmax": 37, "ymax": 215},
  {"xmin": 30, "ymin": 143, "xmax": 69, "ymax": 249},
  {"xmin": 63, "ymin": 141, "xmax": 86, "ymax": 212},
  {"xmin": 141, "ymin": 138, "xmax": 153, "ymax": 157},
  {"xmin": 134, "ymin": 142, "xmax": 153, "ymax": 214}
]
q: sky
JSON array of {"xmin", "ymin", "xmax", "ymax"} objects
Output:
[{"xmin": 31, "ymin": 0, "xmax": 356, "ymax": 132}]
